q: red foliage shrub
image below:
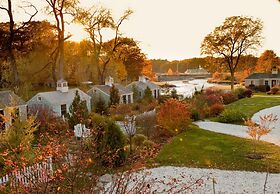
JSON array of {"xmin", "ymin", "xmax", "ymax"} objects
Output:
[
  {"xmin": 203, "ymin": 94, "xmax": 223, "ymax": 106},
  {"xmin": 244, "ymin": 89, "xmax": 253, "ymax": 98},
  {"xmin": 269, "ymin": 87, "xmax": 279, "ymax": 95},
  {"xmin": 109, "ymin": 104, "xmax": 133, "ymax": 116},
  {"xmin": 221, "ymin": 92, "xmax": 238, "ymax": 105},
  {"xmin": 157, "ymin": 99, "xmax": 191, "ymax": 134},
  {"xmin": 209, "ymin": 103, "xmax": 224, "ymax": 116},
  {"xmin": 204, "ymin": 88, "xmax": 216, "ymax": 96}
]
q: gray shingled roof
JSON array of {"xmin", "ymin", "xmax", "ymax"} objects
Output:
[
  {"xmin": 128, "ymin": 81, "xmax": 159, "ymax": 90},
  {"xmin": 0, "ymin": 90, "xmax": 26, "ymax": 109},
  {"xmin": 35, "ymin": 88, "xmax": 90, "ymax": 105},
  {"xmin": 245, "ymin": 73, "xmax": 280, "ymax": 79},
  {"xmin": 94, "ymin": 84, "xmax": 133, "ymax": 96}
]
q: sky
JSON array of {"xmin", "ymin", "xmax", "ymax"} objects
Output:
[{"xmin": 1, "ymin": 0, "xmax": 280, "ymax": 60}]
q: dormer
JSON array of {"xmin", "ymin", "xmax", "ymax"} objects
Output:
[
  {"xmin": 272, "ymin": 66, "xmax": 278, "ymax": 75},
  {"xmin": 139, "ymin": 75, "xmax": 147, "ymax": 83},
  {"xmin": 56, "ymin": 79, "xmax": 69, "ymax": 93},
  {"xmin": 105, "ymin": 76, "xmax": 114, "ymax": 87}
]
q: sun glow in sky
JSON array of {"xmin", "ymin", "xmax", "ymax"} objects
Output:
[{"xmin": 1, "ymin": 0, "xmax": 280, "ymax": 60}]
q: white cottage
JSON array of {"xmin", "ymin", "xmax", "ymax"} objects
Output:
[
  {"xmin": 127, "ymin": 76, "xmax": 160, "ymax": 99},
  {"xmin": 87, "ymin": 76, "xmax": 133, "ymax": 106},
  {"xmin": 245, "ymin": 67, "xmax": 280, "ymax": 88},
  {"xmin": 28, "ymin": 80, "xmax": 91, "ymax": 117},
  {"xmin": 0, "ymin": 90, "xmax": 27, "ymax": 130}
]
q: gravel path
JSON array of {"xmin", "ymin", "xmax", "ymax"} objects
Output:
[
  {"xmin": 103, "ymin": 167, "xmax": 280, "ymax": 193},
  {"xmin": 195, "ymin": 105, "xmax": 280, "ymax": 146}
]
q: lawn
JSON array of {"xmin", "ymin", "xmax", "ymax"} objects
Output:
[
  {"xmin": 224, "ymin": 96, "xmax": 280, "ymax": 118},
  {"xmin": 156, "ymin": 125, "xmax": 280, "ymax": 173}
]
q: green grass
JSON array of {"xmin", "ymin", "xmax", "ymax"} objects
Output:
[
  {"xmin": 210, "ymin": 96, "xmax": 280, "ymax": 123},
  {"xmin": 156, "ymin": 125, "xmax": 280, "ymax": 173},
  {"xmin": 224, "ymin": 96, "xmax": 280, "ymax": 118}
]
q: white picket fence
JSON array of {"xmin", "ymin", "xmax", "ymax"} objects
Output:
[{"xmin": 0, "ymin": 157, "xmax": 53, "ymax": 188}]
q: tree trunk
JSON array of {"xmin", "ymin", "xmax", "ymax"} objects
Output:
[
  {"xmin": 7, "ymin": 0, "xmax": 19, "ymax": 86},
  {"xmin": 230, "ymin": 71, "xmax": 235, "ymax": 90}
]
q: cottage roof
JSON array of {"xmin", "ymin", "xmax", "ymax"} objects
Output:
[
  {"xmin": 32, "ymin": 88, "xmax": 90, "ymax": 106},
  {"xmin": 0, "ymin": 91, "xmax": 26, "ymax": 109},
  {"xmin": 92, "ymin": 84, "xmax": 132, "ymax": 96},
  {"xmin": 245, "ymin": 73, "xmax": 280, "ymax": 79},
  {"xmin": 128, "ymin": 80, "xmax": 159, "ymax": 90}
]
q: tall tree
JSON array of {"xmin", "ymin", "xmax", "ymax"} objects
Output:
[
  {"xmin": 255, "ymin": 50, "xmax": 279, "ymax": 73},
  {"xmin": 201, "ymin": 16, "xmax": 263, "ymax": 90},
  {"xmin": 76, "ymin": 7, "xmax": 133, "ymax": 84},
  {"xmin": 45, "ymin": 0, "xmax": 78, "ymax": 82},
  {"xmin": 113, "ymin": 37, "xmax": 146, "ymax": 81},
  {"xmin": 0, "ymin": 1, "xmax": 38, "ymax": 86},
  {"xmin": 109, "ymin": 84, "xmax": 120, "ymax": 106}
]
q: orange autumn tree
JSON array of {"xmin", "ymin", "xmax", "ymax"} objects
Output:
[
  {"xmin": 245, "ymin": 113, "xmax": 278, "ymax": 156},
  {"xmin": 157, "ymin": 99, "xmax": 191, "ymax": 134}
]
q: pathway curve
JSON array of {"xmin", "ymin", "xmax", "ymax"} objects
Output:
[
  {"xmin": 102, "ymin": 166, "xmax": 280, "ymax": 193},
  {"xmin": 195, "ymin": 105, "xmax": 280, "ymax": 146}
]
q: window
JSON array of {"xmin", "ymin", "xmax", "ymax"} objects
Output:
[
  {"xmin": 139, "ymin": 91, "xmax": 141, "ymax": 97},
  {"xmin": 58, "ymin": 83, "xmax": 61, "ymax": 87},
  {"xmin": 37, "ymin": 96, "xmax": 42, "ymax": 101},
  {"xmin": 63, "ymin": 82, "xmax": 67, "ymax": 87},
  {"xmin": 122, "ymin": 95, "xmax": 127, "ymax": 104},
  {"xmin": 128, "ymin": 95, "xmax": 131, "ymax": 103},
  {"xmin": 0, "ymin": 110, "xmax": 5, "ymax": 131},
  {"xmin": 61, "ymin": 104, "xmax": 67, "ymax": 116},
  {"xmin": 154, "ymin": 90, "xmax": 157, "ymax": 98},
  {"xmin": 250, "ymin": 81, "xmax": 254, "ymax": 85},
  {"xmin": 265, "ymin": 80, "xmax": 269, "ymax": 86},
  {"xmin": 157, "ymin": 89, "xmax": 160, "ymax": 98}
]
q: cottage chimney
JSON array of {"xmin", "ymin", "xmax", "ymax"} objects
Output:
[
  {"xmin": 272, "ymin": 66, "xmax": 278, "ymax": 75},
  {"xmin": 139, "ymin": 75, "xmax": 147, "ymax": 83},
  {"xmin": 105, "ymin": 76, "xmax": 114, "ymax": 87},
  {"xmin": 56, "ymin": 79, "xmax": 69, "ymax": 93}
]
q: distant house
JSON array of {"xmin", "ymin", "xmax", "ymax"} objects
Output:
[
  {"xmin": 87, "ymin": 76, "xmax": 133, "ymax": 106},
  {"xmin": 0, "ymin": 91, "xmax": 27, "ymax": 130},
  {"xmin": 245, "ymin": 67, "xmax": 280, "ymax": 88},
  {"xmin": 28, "ymin": 79, "xmax": 91, "ymax": 117},
  {"xmin": 184, "ymin": 67, "xmax": 211, "ymax": 76},
  {"xmin": 127, "ymin": 76, "xmax": 160, "ymax": 99}
]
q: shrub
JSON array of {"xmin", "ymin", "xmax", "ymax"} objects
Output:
[
  {"xmin": 234, "ymin": 88, "xmax": 252, "ymax": 99},
  {"xmin": 132, "ymin": 134, "xmax": 147, "ymax": 147},
  {"xmin": 247, "ymin": 84, "xmax": 256, "ymax": 91},
  {"xmin": 136, "ymin": 111, "xmax": 157, "ymax": 138},
  {"xmin": 142, "ymin": 139, "xmax": 156, "ymax": 149},
  {"xmin": 88, "ymin": 113, "xmax": 126, "ymax": 167},
  {"xmin": 218, "ymin": 109, "xmax": 247, "ymax": 123},
  {"xmin": 221, "ymin": 92, "xmax": 238, "ymax": 105},
  {"xmin": 209, "ymin": 103, "xmax": 224, "ymax": 116},
  {"xmin": 244, "ymin": 89, "xmax": 253, "ymax": 98},
  {"xmin": 109, "ymin": 104, "xmax": 133, "ymax": 116},
  {"xmin": 143, "ymin": 87, "xmax": 153, "ymax": 102},
  {"xmin": 270, "ymin": 87, "xmax": 279, "ymax": 95},
  {"xmin": 109, "ymin": 84, "xmax": 120, "ymax": 106},
  {"xmin": 256, "ymin": 85, "xmax": 270, "ymax": 92},
  {"xmin": 190, "ymin": 110, "xmax": 200, "ymax": 121},
  {"xmin": 204, "ymin": 94, "xmax": 223, "ymax": 106},
  {"xmin": 67, "ymin": 91, "xmax": 89, "ymax": 129},
  {"xmin": 157, "ymin": 99, "xmax": 191, "ymax": 134}
]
